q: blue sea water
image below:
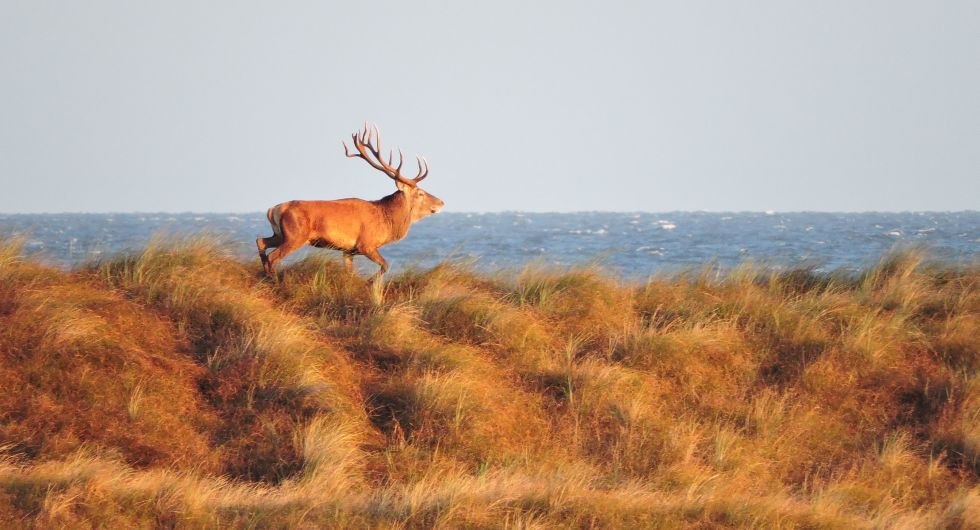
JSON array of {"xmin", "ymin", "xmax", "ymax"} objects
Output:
[{"xmin": 1, "ymin": 212, "xmax": 977, "ymax": 278}]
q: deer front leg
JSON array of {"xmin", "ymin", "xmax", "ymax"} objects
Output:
[{"xmin": 361, "ymin": 248, "xmax": 389, "ymax": 304}]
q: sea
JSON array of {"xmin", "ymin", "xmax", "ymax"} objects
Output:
[{"xmin": 2, "ymin": 212, "xmax": 978, "ymax": 279}]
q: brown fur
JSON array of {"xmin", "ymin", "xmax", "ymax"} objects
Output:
[{"xmin": 257, "ymin": 172, "xmax": 444, "ymax": 292}]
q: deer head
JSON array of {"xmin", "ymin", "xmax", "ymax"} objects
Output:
[{"xmin": 343, "ymin": 124, "xmax": 444, "ymax": 221}]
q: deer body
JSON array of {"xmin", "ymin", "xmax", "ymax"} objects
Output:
[{"xmin": 257, "ymin": 125, "xmax": 443, "ymax": 299}]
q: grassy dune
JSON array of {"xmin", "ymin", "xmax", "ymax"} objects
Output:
[{"xmin": 0, "ymin": 238, "xmax": 977, "ymax": 528}]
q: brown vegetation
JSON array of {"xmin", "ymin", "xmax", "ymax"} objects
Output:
[{"xmin": 0, "ymin": 239, "xmax": 977, "ymax": 528}]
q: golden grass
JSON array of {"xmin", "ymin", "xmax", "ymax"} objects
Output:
[
  {"xmin": 0, "ymin": 245, "xmax": 216, "ymax": 472},
  {"xmin": 93, "ymin": 238, "xmax": 371, "ymax": 484},
  {"xmin": 0, "ymin": 241, "xmax": 977, "ymax": 528}
]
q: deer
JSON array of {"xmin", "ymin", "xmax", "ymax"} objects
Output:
[{"xmin": 257, "ymin": 124, "xmax": 444, "ymax": 301}]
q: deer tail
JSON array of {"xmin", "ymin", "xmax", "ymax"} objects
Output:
[{"xmin": 267, "ymin": 205, "xmax": 284, "ymax": 239}]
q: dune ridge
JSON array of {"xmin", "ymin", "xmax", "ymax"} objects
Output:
[{"xmin": 0, "ymin": 238, "xmax": 977, "ymax": 528}]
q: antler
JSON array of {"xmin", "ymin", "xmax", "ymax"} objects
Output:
[{"xmin": 343, "ymin": 124, "xmax": 429, "ymax": 186}]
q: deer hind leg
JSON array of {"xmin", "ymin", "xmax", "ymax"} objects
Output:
[
  {"xmin": 256, "ymin": 234, "xmax": 283, "ymax": 274},
  {"xmin": 265, "ymin": 236, "xmax": 304, "ymax": 276},
  {"xmin": 360, "ymin": 248, "xmax": 389, "ymax": 303},
  {"xmin": 343, "ymin": 252, "xmax": 355, "ymax": 275}
]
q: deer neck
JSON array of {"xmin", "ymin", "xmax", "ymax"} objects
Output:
[{"xmin": 375, "ymin": 190, "xmax": 414, "ymax": 242}]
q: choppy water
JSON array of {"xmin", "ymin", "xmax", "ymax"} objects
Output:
[{"xmin": 2, "ymin": 211, "xmax": 977, "ymax": 278}]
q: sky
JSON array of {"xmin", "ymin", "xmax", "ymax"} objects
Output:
[{"xmin": 0, "ymin": 1, "xmax": 977, "ymax": 213}]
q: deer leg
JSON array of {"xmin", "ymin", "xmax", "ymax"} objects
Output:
[
  {"xmin": 265, "ymin": 237, "xmax": 304, "ymax": 276},
  {"xmin": 343, "ymin": 252, "xmax": 355, "ymax": 275},
  {"xmin": 256, "ymin": 235, "xmax": 283, "ymax": 274},
  {"xmin": 360, "ymin": 248, "xmax": 389, "ymax": 303}
]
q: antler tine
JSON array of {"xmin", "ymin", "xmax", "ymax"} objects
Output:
[
  {"xmin": 414, "ymin": 155, "xmax": 429, "ymax": 183},
  {"xmin": 365, "ymin": 124, "xmax": 375, "ymax": 147},
  {"xmin": 363, "ymin": 124, "xmax": 386, "ymax": 162},
  {"xmin": 344, "ymin": 133, "xmax": 361, "ymax": 158}
]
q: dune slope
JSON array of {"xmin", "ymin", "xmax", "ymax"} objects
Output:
[{"xmin": 0, "ymin": 240, "xmax": 977, "ymax": 528}]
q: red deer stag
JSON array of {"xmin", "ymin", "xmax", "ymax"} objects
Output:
[{"xmin": 257, "ymin": 124, "xmax": 444, "ymax": 299}]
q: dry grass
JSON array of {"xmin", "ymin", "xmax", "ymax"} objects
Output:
[{"xmin": 0, "ymin": 240, "xmax": 977, "ymax": 528}]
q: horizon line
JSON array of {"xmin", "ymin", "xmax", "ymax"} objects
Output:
[{"xmin": 1, "ymin": 209, "xmax": 978, "ymax": 216}]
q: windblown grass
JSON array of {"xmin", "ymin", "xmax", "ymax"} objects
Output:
[{"xmin": 1, "ymin": 240, "xmax": 977, "ymax": 528}]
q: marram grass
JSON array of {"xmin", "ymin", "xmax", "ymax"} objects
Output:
[{"xmin": 0, "ymin": 239, "xmax": 977, "ymax": 528}]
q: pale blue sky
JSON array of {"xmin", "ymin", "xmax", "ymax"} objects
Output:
[{"xmin": 1, "ymin": 1, "xmax": 977, "ymax": 213}]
